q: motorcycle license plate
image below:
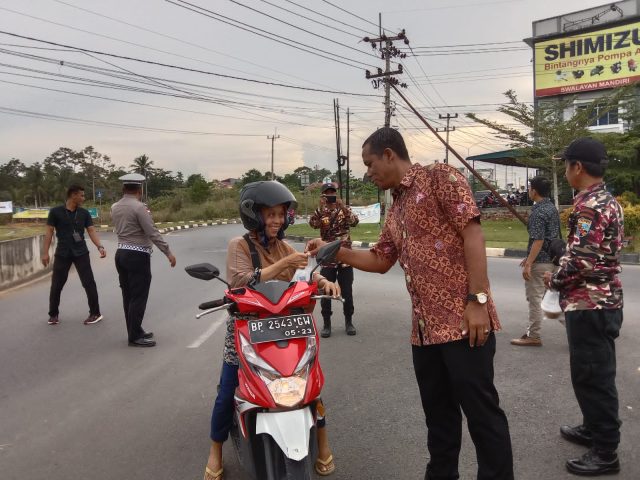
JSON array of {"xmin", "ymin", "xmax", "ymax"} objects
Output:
[{"xmin": 248, "ymin": 314, "xmax": 316, "ymax": 344}]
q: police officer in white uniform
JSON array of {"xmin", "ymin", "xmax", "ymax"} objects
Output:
[{"xmin": 111, "ymin": 174, "xmax": 177, "ymax": 347}]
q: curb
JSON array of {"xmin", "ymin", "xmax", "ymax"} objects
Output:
[{"xmin": 97, "ymin": 219, "xmax": 242, "ymax": 234}]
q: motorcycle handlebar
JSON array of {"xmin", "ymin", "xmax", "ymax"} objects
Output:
[
  {"xmin": 199, "ymin": 298, "xmax": 226, "ymax": 310},
  {"xmin": 310, "ymin": 295, "xmax": 344, "ymax": 303}
]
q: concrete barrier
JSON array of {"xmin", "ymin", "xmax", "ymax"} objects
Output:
[{"xmin": 0, "ymin": 235, "xmax": 52, "ymax": 291}]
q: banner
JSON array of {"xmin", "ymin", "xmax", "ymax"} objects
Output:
[
  {"xmin": 13, "ymin": 209, "xmax": 49, "ymax": 219},
  {"xmin": 0, "ymin": 201, "xmax": 12, "ymax": 214},
  {"xmin": 534, "ymin": 20, "xmax": 640, "ymax": 97},
  {"xmin": 352, "ymin": 203, "xmax": 381, "ymax": 224}
]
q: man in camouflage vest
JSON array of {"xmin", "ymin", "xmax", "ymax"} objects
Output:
[
  {"xmin": 309, "ymin": 183, "xmax": 359, "ymax": 337},
  {"xmin": 545, "ymin": 137, "xmax": 624, "ymax": 477}
]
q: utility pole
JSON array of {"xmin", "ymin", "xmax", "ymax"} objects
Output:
[
  {"xmin": 363, "ymin": 15, "xmax": 408, "ymax": 127},
  {"xmin": 363, "ymin": 15, "xmax": 408, "ymax": 210},
  {"xmin": 346, "ymin": 107, "xmax": 350, "ymax": 205},
  {"xmin": 436, "ymin": 113, "xmax": 458, "ymax": 164},
  {"xmin": 267, "ymin": 129, "xmax": 279, "ymax": 180}
]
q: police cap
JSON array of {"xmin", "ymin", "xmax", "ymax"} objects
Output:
[
  {"xmin": 321, "ymin": 182, "xmax": 337, "ymax": 193},
  {"xmin": 119, "ymin": 173, "xmax": 146, "ymax": 186}
]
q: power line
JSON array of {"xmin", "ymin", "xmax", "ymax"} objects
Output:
[
  {"xmin": 224, "ymin": 0, "xmax": 378, "ymax": 58},
  {"xmin": 319, "ymin": 0, "xmax": 379, "ymax": 29},
  {"xmin": 165, "ymin": 0, "xmax": 376, "ymax": 70},
  {"xmin": 257, "ymin": 0, "xmax": 361, "ymax": 39},
  {"xmin": 50, "ymin": 0, "xmax": 363, "ymax": 93},
  {"xmin": 282, "ymin": 0, "xmax": 375, "ymax": 36},
  {"xmin": 0, "ymin": 106, "xmax": 270, "ymax": 136},
  {"xmin": 0, "ymin": 31, "xmax": 380, "ymax": 96}
]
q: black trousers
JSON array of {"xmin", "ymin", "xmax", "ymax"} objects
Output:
[
  {"xmin": 115, "ymin": 249, "xmax": 152, "ymax": 342},
  {"xmin": 320, "ymin": 265, "xmax": 354, "ymax": 321},
  {"xmin": 48, "ymin": 253, "xmax": 100, "ymax": 317},
  {"xmin": 565, "ymin": 309, "xmax": 623, "ymax": 451},
  {"xmin": 412, "ymin": 334, "xmax": 514, "ymax": 480}
]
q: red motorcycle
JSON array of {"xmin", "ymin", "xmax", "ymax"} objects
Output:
[{"xmin": 186, "ymin": 240, "xmax": 342, "ymax": 480}]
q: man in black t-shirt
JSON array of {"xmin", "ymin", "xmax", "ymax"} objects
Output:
[{"xmin": 42, "ymin": 184, "xmax": 107, "ymax": 325}]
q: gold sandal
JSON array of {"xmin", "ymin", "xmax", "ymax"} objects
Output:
[
  {"xmin": 204, "ymin": 465, "xmax": 223, "ymax": 480},
  {"xmin": 315, "ymin": 454, "xmax": 336, "ymax": 476}
]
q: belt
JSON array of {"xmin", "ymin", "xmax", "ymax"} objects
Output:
[{"xmin": 117, "ymin": 243, "xmax": 152, "ymax": 254}]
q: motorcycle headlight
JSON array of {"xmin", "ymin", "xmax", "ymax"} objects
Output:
[{"xmin": 239, "ymin": 334, "xmax": 314, "ymax": 407}]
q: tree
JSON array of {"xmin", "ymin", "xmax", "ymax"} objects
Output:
[
  {"xmin": 23, "ymin": 163, "xmax": 46, "ymax": 207},
  {"xmin": 189, "ymin": 176, "xmax": 210, "ymax": 203},
  {"xmin": 594, "ymin": 128, "xmax": 640, "ymax": 195},
  {"xmin": 186, "ymin": 173, "xmax": 207, "ymax": 188},
  {"xmin": 467, "ymin": 86, "xmax": 633, "ymax": 207},
  {"xmin": 240, "ymin": 168, "xmax": 265, "ymax": 186},
  {"xmin": 130, "ymin": 154, "xmax": 154, "ymax": 177}
]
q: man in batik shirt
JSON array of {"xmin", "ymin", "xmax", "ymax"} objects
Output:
[
  {"xmin": 309, "ymin": 183, "xmax": 359, "ymax": 337},
  {"xmin": 545, "ymin": 137, "xmax": 624, "ymax": 477},
  {"xmin": 307, "ymin": 128, "xmax": 514, "ymax": 480}
]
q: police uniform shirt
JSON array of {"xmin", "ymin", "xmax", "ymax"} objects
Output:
[{"xmin": 111, "ymin": 195, "xmax": 171, "ymax": 255}]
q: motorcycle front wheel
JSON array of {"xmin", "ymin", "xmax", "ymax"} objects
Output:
[{"xmin": 284, "ymin": 456, "xmax": 311, "ymax": 480}]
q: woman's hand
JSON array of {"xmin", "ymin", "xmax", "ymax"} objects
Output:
[
  {"xmin": 321, "ymin": 280, "xmax": 341, "ymax": 298},
  {"xmin": 283, "ymin": 251, "xmax": 309, "ymax": 270}
]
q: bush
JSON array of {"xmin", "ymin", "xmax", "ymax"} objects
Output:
[
  {"xmin": 618, "ymin": 191, "xmax": 640, "ymax": 207},
  {"xmin": 624, "ymin": 205, "xmax": 640, "ymax": 234}
]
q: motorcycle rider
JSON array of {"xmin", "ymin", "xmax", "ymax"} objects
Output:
[{"xmin": 204, "ymin": 180, "xmax": 340, "ymax": 480}]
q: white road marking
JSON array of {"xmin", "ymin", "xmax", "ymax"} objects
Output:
[{"xmin": 188, "ymin": 311, "xmax": 227, "ymax": 348}]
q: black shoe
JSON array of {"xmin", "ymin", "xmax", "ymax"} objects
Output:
[
  {"xmin": 48, "ymin": 315, "xmax": 59, "ymax": 325},
  {"xmin": 561, "ymin": 425, "xmax": 593, "ymax": 447},
  {"xmin": 141, "ymin": 331, "xmax": 154, "ymax": 339},
  {"xmin": 566, "ymin": 448, "xmax": 620, "ymax": 476},
  {"xmin": 320, "ymin": 319, "xmax": 331, "ymax": 338},
  {"xmin": 345, "ymin": 318, "xmax": 356, "ymax": 336},
  {"xmin": 128, "ymin": 338, "xmax": 156, "ymax": 347}
]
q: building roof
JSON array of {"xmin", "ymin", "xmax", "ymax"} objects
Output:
[{"xmin": 467, "ymin": 149, "xmax": 531, "ymax": 168}]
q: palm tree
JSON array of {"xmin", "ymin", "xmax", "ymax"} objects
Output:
[
  {"xmin": 24, "ymin": 163, "xmax": 46, "ymax": 207},
  {"xmin": 130, "ymin": 154, "xmax": 154, "ymax": 177},
  {"xmin": 130, "ymin": 154, "xmax": 154, "ymax": 200}
]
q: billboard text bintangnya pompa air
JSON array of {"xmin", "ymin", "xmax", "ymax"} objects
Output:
[{"xmin": 535, "ymin": 21, "xmax": 640, "ymax": 97}]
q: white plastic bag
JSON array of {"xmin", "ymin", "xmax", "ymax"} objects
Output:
[
  {"xmin": 541, "ymin": 289, "xmax": 563, "ymax": 319},
  {"xmin": 292, "ymin": 265, "xmax": 313, "ymax": 282}
]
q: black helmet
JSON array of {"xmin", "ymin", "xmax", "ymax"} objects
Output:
[{"xmin": 239, "ymin": 181, "xmax": 298, "ymax": 232}]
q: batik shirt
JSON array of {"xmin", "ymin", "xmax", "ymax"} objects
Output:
[
  {"xmin": 527, "ymin": 197, "xmax": 561, "ymax": 263},
  {"xmin": 309, "ymin": 203, "xmax": 359, "ymax": 267},
  {"xmin": 551, "ymin": 182, "xmax": 624, "ymax": 311},
  {"xmin": 370, "ymin": 163, "xmax": 501, "ymax": 346}
]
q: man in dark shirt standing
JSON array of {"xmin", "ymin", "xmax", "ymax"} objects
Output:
[
  {"xmin": 512, "ymin": 176, "xmax": 560, "ymax": 347},
  {"xmin": 42, "ymin": 184, "xmax": 106, "ymax": 326}
]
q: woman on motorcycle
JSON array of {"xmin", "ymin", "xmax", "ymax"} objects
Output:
[{"xmin": 204, "ymin": 181, "xmax": 340, "ymax": 480}]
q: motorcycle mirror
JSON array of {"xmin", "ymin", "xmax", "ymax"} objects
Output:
[
  {"xmin": 185, "ymin": 263, "xmax": 220, "ymax": 281},
  {"xmin": 316, "ymin": 240, "xmax": 342, "ymax": 265}
]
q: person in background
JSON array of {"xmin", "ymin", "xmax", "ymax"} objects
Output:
[
  {"xmin": 42, "ymin": 184, "xmax": 106, "ymax": 326},
  {"xmin": 111, "ymin": 173, "xmax": 176, "ymax": 347},
  {"xmin": 511, "ymin": 176, "xmax": 560, "ymax": 347},
  {"xmin": 309, "ymin": 183, "xmax": 359, "ymax": 337},
  {"xmin": 545, "ymin": 137, "xmax": 624, "ymax": 477},
  {"xmin": 307, "ymin": 128, "xmax": 513, "ymax": 480}
]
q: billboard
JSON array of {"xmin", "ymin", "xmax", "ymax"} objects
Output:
[
  {"xmin": 534, "ymin": 20, "xmax": 640, "ymax": 97},
  {"xmin": 351, "ymin": 203, "xmax": 381, "ymax": 224},
  {"xmin": 0, "ymin": 201, "xmax": 12, "ymax": 214}
]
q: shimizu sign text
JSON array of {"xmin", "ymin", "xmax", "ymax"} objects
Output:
[{"xmin": 534, "ymin": 21, "xmax": 640, "ymax": 98}]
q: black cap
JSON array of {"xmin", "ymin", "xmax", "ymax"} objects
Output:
[
  {"xmin": 321, "ymin": 183, "xmax": 337, "ymax": 193},
  {"xmin": 559, "ymin": 137, "xmax": 608, "ymax": 165}
]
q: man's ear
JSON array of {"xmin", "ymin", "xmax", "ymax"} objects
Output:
[{"xmin": 383, "ymin": 147, "xmax": 394, "ymax": 163}]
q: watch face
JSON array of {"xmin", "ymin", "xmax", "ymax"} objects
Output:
[{"xmin": 477, "ymin": 293, "xmax": 488, "ymax": 304}]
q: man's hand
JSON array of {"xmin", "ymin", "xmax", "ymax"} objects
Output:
[
  {"xmin": 461, "ymin": 302, "xmax": 491, "ymax": 347},
  {"xmin": 322, "ymin": 280, "xmax": 341, "ymax": 298},
  {"xmin": 543, "ymin": 271, "xmax": 554, "ymax": 289},
  {"xmin": 305, "ymin": 238, "xmax": 327, "ymax": 256},
  {"xmin": 522, "ymin": 261, "xmax": 532, "ymax": 281},
  {"xmin": 168, "ymin": 253, "xmax": 177, "ymax": 268},
  {"xmin": 98, "ymin": 246, "xmax": 107, "ymax": 258},
  {"xmin": 41, "ymin": 253, "xmax": 50, "ymax": 267}
]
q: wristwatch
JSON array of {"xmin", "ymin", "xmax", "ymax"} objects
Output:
[{"xmin": 466, "ymin": 292, "xmax": 489, "ymax": 304}]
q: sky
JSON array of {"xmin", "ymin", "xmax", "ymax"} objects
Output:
[{"xmin": 0, "ymin": 0, "xmax": 616, "ymax": 186}]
